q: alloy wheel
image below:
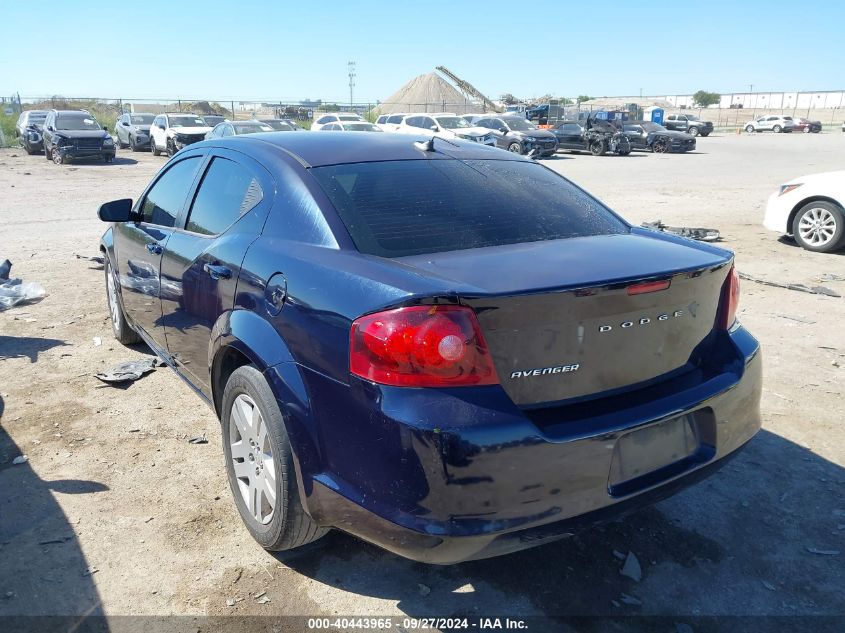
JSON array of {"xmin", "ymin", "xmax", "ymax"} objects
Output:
[
  {"xmin": 229, "ymin": 394, "xmax": 277, "ymax": 525},
  {"xmin": 52, "ymin": 147, "xmax": 62, "ymax": 164},
  {"xmin": 798, "ymin": 207, "xmax": 838, "ymax": 247}
]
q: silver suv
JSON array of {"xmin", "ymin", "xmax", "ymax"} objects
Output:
[{"xmin": 744, "ymin": 115, "xmax": 795, "ymax": 133}]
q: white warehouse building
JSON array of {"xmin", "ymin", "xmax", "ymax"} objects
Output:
[{"xmin": 665, "ymin": 91, "xmax": 845, "ymax": 109}]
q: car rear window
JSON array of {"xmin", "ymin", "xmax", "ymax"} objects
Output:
[{"xmin": 310, "ymin": 159, "xmax": 627, "ymax": 257}]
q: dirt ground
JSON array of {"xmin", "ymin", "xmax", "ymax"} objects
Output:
[{"xmin": 0, "ymin": 133, "xmax": 843, "ymax": 630}]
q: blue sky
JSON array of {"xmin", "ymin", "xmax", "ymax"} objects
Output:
[{"xmin": 2, "ymin": 0, "xmax": 842, "ymax": 102}]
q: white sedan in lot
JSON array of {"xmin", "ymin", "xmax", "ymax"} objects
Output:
[{"xmin": 764, "ymin": 170, "xmax": 845, "ymax": 252}]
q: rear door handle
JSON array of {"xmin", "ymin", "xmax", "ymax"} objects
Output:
[
  {"xmin": 203, "ymin": 263, "xmax": 232, "ymax": 280},
  {"xmin": 146, "ymin": 243, "xmax": 163, "ymax": 254}
]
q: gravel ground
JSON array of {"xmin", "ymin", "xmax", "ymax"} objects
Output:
[{"xmin": 0, "ymin": 133, "xmax": 843, "ymax": 629}]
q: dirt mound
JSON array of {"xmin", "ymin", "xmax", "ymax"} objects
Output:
[{"xmin": 374, "ymin": 72, "xmax": 473, "ymax": 114}]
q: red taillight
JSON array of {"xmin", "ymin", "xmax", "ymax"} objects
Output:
[
  {"xmin": 627, "ymin": 279, "xmax": 671, "ymax": 295},
  {"xmin": 717, "ymin": 266, "xmax": 740, "ymax": 330},
  {"xmin": 349, "ymin": 305, "xmax": 499, "ymax": 387}
]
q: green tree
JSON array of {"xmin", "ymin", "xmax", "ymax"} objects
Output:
[
  {"xmin": 693, "ymin": 90, "xmax": 721, "ymax": 107},
  {"xmin": 576, "ymin": 95, "xmax": 592, "ymax": 103}
]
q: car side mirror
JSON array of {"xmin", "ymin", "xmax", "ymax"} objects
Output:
[
  {"xmin": 499, "ymin": 127, "xmax": 508, "ymax": 133},
  {"xmin": 46, "ymin": 125, "xmax": 54, "ymax": 131},
  {"xmin": 98, "ymin": 198, "xmax": 134, "ymax": 223},
  {"xmin": 430, "ymin": 125, "xmax": 438, "ymax": 131}
]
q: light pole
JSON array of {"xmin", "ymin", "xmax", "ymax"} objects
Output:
[{"xmin": 348, "ymin": 61, "xmax": 356, "ymax": 108}]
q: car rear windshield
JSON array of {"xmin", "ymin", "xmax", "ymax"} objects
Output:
[
  {"xmin": 311, "ymin": 159, "xmax": 627, "ymax": 257},
  {"xmin": 28, "ymin": 112, "xmax": 47, "ymax": 122}
]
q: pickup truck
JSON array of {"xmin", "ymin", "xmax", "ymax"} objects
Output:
[{"xmin": 663, "ymin": 114, "xmax": 713, "ymax": 137}]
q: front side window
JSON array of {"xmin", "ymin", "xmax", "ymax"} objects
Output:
[
  {"xmin": 186, "ymin": 157, "xmax": 263, "ymax": 236},
  {"xmin": 312, "ymin": 159, "xmax": 627, "ymax": 258},
  {"xmin": 386, "ymin": 115, "xmax": 404, "ymax": 124},
  {"xmin": 140, "ymin": 156, "xmax": 202, "ymax": 227},
  {"xmin": 435, "ymin": 116, "xmax": 471, "ymax": 130}
]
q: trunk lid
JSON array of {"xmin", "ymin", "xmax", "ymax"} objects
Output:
[{"xmin": 398, "ymin": 230, "xmax": 732, "ymax": 407}]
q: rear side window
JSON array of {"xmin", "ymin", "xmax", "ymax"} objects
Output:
[
  {"xmin": 186, "ymin": 157, "xmax": 262, "ymax": 236},
  {"xmin": 141, "ymin": 156, "xmax": 202, "ymax": 227},
  {"xmin": 311, "ymin": 159, "xmax": 627, "ymax": 257}
]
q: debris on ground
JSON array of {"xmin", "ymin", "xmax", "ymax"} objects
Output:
[
  {"xmin": 95, "ymin": 358, "xmax": 163, "ymax": 384},
  {"xmin": 642, "ymin": 220, "xmax": 721, "ymax": 242},
  {"xmin": 11, "ymin": 455, "xmax": 28, "ymax": 465},
  {"xmin": 806, "ymin": 546, "xmax": 840, "ymax": 556},
  {"xmin": 620, "ymin": 551, "xmax": 643, "ymax": 582},
  {"xmin": 619, "ymin": 592, "xmax": 642, "ymax": 606},
  {"xmin": 775, "ymin": 314, "xmax": 816, "ymax": 324},
  {"xmin": 226, "ymin": 598, "xmax": 235, "ymax": 607},
  {"xmin": 818, "ymin": 273, "xmax": 844, "ymax": 282},
  {"xmin": 188, "ymin": 434, "xmax": 208, "ymax": 445},
  {"xmin": 254, "ymin": 590, "xmax": 270, "ymax": 604},
  {"xmin": 739, "ymin": 272, "xmax": 841, "ymax": 298},
  {"xmin": 74, "ymin": 253, "xmax": 105, "ymax": 269},
  {"xmin": 418, "ymin": 583, "xmax": 431, "ymax": 597},
  {"xmin": 0, "ymin": 260, "xmax": 47, "ymax": 311},
  {"xmin": 82, "ymin": 567, "xmax": 99, "ymax": 577}
]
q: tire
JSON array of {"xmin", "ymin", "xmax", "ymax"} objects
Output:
[
  {"xmin": 104, "ymin": 257, "xmax": 140, "ymax": 345},
  {"xmin": 589, "ymin": 139, "xmax": 606, "ymax": 156},
  {"xmin": 51, "ymin": 146, "xmax": 67, "ymax": 165},
  {"xmin": 700, "ymin": 132, "xmax": 710, "ymax": 137},
  {"xmin": 507, "ymin": 141, "xmax": 522, "ymax": 154},
  {"xmin": 687, "ymin": 127, "xmax": 699, "ymax": 137},
  {"xmin": 221, "ymin": 366, "xmax": 328, "ymax": 552},
  {"xmin": 166, "ymin": 139, "xmax": 177, "ymax": 156},
  {"xmin": 151, "ymin": 137, "xmax": 161, "ymax": 156},
  {"xmin": 745, "ymin": 125, "xmax": 755, "ymax": 133},
  {"xmin": 773, "ymin": 125, "xmax": 782, "ymax": 133},
  {"xmin": 792, "ymin": 201, "xmax": 845, "ymax": 253},
  {"xmin": 44, "ymin": 143, "xmax": 52, "ymax": 160},
  {"xmin": 24, "ymin": 141, "xmax": 38, "ymax": 156},
  {"xmin": 104, "ymin": 154, "xmax": 114, "ymax": 163},
  {"xmin": 129, "ymin": 135, "xmax": 140, "ymax": 152},
  {"xmin": 652, "ymin": 138, "xmax": 671, "ymax": 153},
  {"xmin": 803, "ymin": 127, "xmax": 810, "ymax": 134},
  {"xmin": 617, "ymin": 148, "xmax": 631, "ymax": 156}
]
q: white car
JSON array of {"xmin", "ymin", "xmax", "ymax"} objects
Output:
[
  {"xmin": 311, "ymin": 112, "xmax": 364, "ymax": 131},
  {"xmin": 764, "ymin": 170, "xmax": 845, "ymax": 252},
  {"xmin": 744, "ymin": 115, "xmax": 795, "ymax": 133},
  {"xmin": 319, "ymin": 121, "xmax": 383, "ymax": 132},
  {"xmin": 150, "ymin": 113, "xmax": 212, "ymax": 156},
  {"xmin": 375, "ymin": 113, "xmax": 407, "ymax": 132},
  {"xmin": 394, "ymin": 113, "xmax": 496, "ymax": 146}
]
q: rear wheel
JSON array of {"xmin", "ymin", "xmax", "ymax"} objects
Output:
[
  {"xmin": 221, "ymin": 366, "xmax": 328, "ymax": 552},
  {"xmin": 105, "ymin": 257, "xmax": 140, "ymax": 344},
  {"xmin": 792, "ymin": 201, "xmax": 845, "ymax": 253},
  {"xmin": 745, "ymin": 125, "xmax": 755, "ymax": 133},
  {"xmin": 687, "ymin": 127, "xmax": 699, "ymax": 137},
  {"xmin": 507, "ymin": 141, "xmax": 522, "ymax": 154}
]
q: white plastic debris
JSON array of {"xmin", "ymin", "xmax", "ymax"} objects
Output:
[
  {"xmin": 620, "ymin": 551, "xmax": 643, "ymax": 582},
  {"xmin": 12, "ymin": 455, "xmax": 29, "ymax": 465}
]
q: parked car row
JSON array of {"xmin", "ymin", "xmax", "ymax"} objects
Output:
[{"xmin": 744, "ymin": 115, "xmax": 822, "ymax": 133}]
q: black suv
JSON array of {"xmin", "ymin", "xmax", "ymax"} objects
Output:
[
  {"xmin": 42, "ymin": 110, "xmax": 115, "ymax": 164},
  {"xmin": 552, "ymin": 116, "xmax": 632, "ymax": 156},
  {"xmin": 15, "ymin": 110, "xmax": 49, "ymax": 155}
]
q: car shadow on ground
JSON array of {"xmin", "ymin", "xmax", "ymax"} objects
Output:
[
  {"xmin": 0, "ymin": 394, "xmax": 110, "ymax": 629},
  {"xmin": 777, "ymin": 236, "xmax": 845, "ymax": 256},
  {"xmin": 0, "ymin": 336, "xmax": 69, "ymax": 363},
  {"xmin": 275, "ymin": 429, "xmax": 844, "ymax": 622}
]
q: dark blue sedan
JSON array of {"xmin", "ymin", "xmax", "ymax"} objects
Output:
[{"xmin": 98, "ymin": 132, "xmax": 761, "ymax": 563}]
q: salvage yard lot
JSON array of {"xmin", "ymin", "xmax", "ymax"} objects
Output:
[{"xmin": 0, "ymin": 133, "xmax": 843, "ymax": 623}]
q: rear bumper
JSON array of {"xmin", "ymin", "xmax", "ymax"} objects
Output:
[{"xmin": 294, "ymin": 326, "xmax": 762, "ymax": 564}]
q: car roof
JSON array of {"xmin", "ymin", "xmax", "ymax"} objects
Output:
[
  {"xmin": 164, "ymin": 112, "xmax": 200, "ymax": 116},
  {"xmin": 200, "ymin": 132, "xmax": 518, "ymax": 168},
  {"xmin": 52, "ymin": 110, "xmax": 91, "ymax": 115},
  {"xmin": 24, "ymin": 110, "xmax": 49, "ymax": 115}
]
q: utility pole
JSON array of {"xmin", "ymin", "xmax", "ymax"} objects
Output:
[{"xmin": 348, "ymin": 61, "xmax": 356, "ymax": 108}]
